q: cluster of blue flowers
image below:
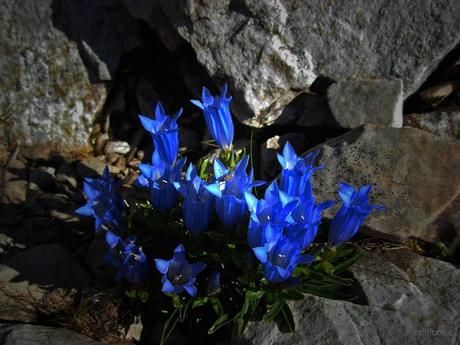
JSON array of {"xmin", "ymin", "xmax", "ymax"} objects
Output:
[
  {"xmin": 75, "ymin": 167, "xmax": 124, "ymax": 233},
  {"xmin": 76, "ymin": 168, "xmax": 148, "ymax": 282},
  {"xmin": 76, "ymin": 84, "xmax": 383, "ymax": 297}
]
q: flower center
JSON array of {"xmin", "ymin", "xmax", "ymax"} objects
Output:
[{"xmin": 274, "ymin": 253, "xmax": 287, "ymax": 267}]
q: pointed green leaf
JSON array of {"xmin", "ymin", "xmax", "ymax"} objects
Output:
[
  {"xmin": 160, "ymin": 308, "xmax": 180, "ymax": 345},
  {"xmin": 280, "ymin": 302, "xmax": 295, "ymax": 333},
  {"xmin": 208, "ymin": 314, "xmax": 232, "ymax": 334}
]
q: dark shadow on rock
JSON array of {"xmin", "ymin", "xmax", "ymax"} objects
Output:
[
  {"xmin": 50, "ymin": 0, "xmax": 139, "ymax": 84},
  {"xmin": 4, "ymin": 243, "xmax": 93, "ymax": 289},
  {"xmin": 276, "ymin": 92, "xmax": 339, "ymax": 127},
  {"xmin": 309, "ymin": 76, "xmax": 336, "ymax": 95}
]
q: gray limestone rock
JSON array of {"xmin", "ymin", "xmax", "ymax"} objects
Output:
[
  {"xmin": 0, "ymin": 0, "xmax": 140, "ymax": 151},
  {"xmin": 0, "ymin": 0, "xmax": 105, "ymax": 151},
  {"xmin": 327, "ymin": 79, "xmax": 403, "ymax": 128},
  {"xmin": 155, "ymin": 0, "xmax": 460, "ymax": 127},
  {"xmin": 425, "ymin": 194, "xmax": 460, "ymax": 249},
  {"xmin": 0, "ymin": 324, "xmax": 104, "ymax": 345},
  {"xmin": 309, "ymin": 125, "xmax": 460, "ymax": 242},
  {"xmin": 404, "ymin": 111, "xmax": 460, "ymax": 139},
  {"xmin": 236, "ymin": 249, "xmax": 460, "ymax": 345}
]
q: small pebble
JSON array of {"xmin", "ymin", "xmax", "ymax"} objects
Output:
[{"xmin": 104, "ymin": 141, "xmax": 131, "ymax": 155}]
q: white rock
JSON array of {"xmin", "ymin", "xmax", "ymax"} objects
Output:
[
  {"xmin": 104, "ymin": 141, "xmax": 131, "ymax": 155},
  {"xmin": 156, "ymin": 0, "xmax": 460, "ymax": 126},
  {"xmin": 0, "ymin": 0, "xmax": 141, "ymax": 151}
]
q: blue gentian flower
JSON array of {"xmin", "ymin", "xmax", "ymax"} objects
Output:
[
  {"xmin": 104, "ymin": 235, "xmax": 148, "ymax": 283},
  {"xmin": 285, "ymin": 198, "xmax": 335, "ymax": 250},
  {"xmin": 174, "ymin": 164, "xmax": 219, "ymax": 234},
  {"xmin": 277, "ymin": 142, "xmax": 323, "ymax": 198},
  {"xmin": 253, "ymin": 236, "xmax": 315, "ymax": 283},
  {"xmin": 139, "ymin": 102, "xmax": 182, "ymax": 166},
  {"xmin": 207, "ymin": 271, "xmax": 221, "ymax": 295},
  {"xmin": 191, "ymin": 84, "xmax": 234, "ymax": 149},
  {"xmin": 136, "ymin": 150, "xmax": 186, "ymax": 212},
  {"xmin": 205, "ymin": 156, "xmax": 264, "ymax": 228},
  {"xmin": 75, "ymin": 166, "xmax": 124, "ymax": 233},
  {"xmin": 244, "ymin": 181, "xmax": 298, "ymax": 248},
  {"xmin": 105, "ymin": 230, "xmax": 121, "ymax": 249},
  {"xmin": 328, "ymin": 183, "xmax": 384, "ymax": 246},
  {"xmin": 118, "ymin": 239, "xmax": 148, "ymax": 282},
  {"xmin": 154, "ymin": 244, "xmax": 206, "ymax": 297}
]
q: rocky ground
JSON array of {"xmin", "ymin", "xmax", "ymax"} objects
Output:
[{"xmin": 1, "ymin": 0, "xmax": 460, "ymax": 344}]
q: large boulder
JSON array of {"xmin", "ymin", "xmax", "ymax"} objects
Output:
[
  {"xmin": 0, "ymin": 0, "xmax": 139, "ymax": 151},
  {"xmin": 236, "ymin": 249, "xmax": 460, "ymax": 345},
  {"xmin": 0, "ymin": 324, "xmax": 104, "ymax": 345},
  {"xmin": 152, "ymin": 0, "xmax": 460, "ymax": 126},
  {"xmin": 309, "ymin": 125, "xmax": 460, "ymax": 243},
  {"xmin": 327, "ymin": 79, "xmax": 404, "ymax": 128}
]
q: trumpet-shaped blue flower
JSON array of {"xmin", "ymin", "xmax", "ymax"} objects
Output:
[
  {"xmin": 191, "ymin": 84, "xmax": 234, "ymax": 149},
  {"xmin": 205, "ymin": 156, "xmax": 264, "ymax": 228},
  {"xmin": 277, "ymin": 142, "xmax": 323, "ymax": 198},
  {"xmin": 328, "ymin": 183, "xmax": 384, "ymax": 246},
  {"xmin": 244, "ymin": 181, "xmax": 298, "ymax": 248},
  {"xmin": 154, "ymin": 244, "xmax": 206, "ymax": 297},
  {"xmin": 253, "ymin": 236, "xmax": 315, "ymax": 283},
  {"xmin": 207, "ymin": 271, "xmax": 221, "ymax": 295},
  {"xmin": 174, "ymin": 164, "xmax": 219, "ymax": 234},
  {"xmin": 104, "ymin": 235, "xmax": 148, "ymax": 283},
  {"xmin": 75, "ymin": 166, "xmax": 124, "ymax": 233},
  {"xmin": 139, "ymin": 102, "xmax": 182, "ymax": 166},
  {"xmin": 136, "ymin": 150, "xmax": 186, "ymax": 212},
  {"xmin": 285, "ymin": 198, "xmax": 335, "ymax": 250}
]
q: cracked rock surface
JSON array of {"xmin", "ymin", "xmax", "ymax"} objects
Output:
[
  {"xmin": 236, "ymin": 249, "xmax": 460, "ymax": 345},
  {"xmin": 153, "ymin": 0, "xmax": 460, "ymax": 126}
]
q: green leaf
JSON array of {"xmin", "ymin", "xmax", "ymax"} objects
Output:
[
  {"xmin": 192, "ymin": 297, "xmax": 208, "ymax": 309},
  {"xmin": 280, "ymin": 302, "xmax": 295, "ymax": 333},
  {"xmin": 199, "ymin": 158, "xmax": 209, "ymax": 178},
  {"xmin": 210, "ymin": 297, "xmax": 224, "ymax": 316},
  {"xmin": 333, "ymin": 249, "xmax": 363, "ymax": 274},
  {"xmin": 125, "ymin": 290, "xmax": 136, "ymax": 299},
  {"xmin": 283, "ymin": 289, "xmax": 304, "ymax": 301},
  {"xmin": 263, "ymin": 299, "xmax": 283, "ymax": 322},
  {"xmin": 321, "ymin": 261, "xmax": 335, "ymax": 275},
  {"xmin": 138, "ymin": 291, "xmax": 149, "ymax": 303},
  {"xmin": 179, "ymin": 299, "xmax": 192, "ymax": 322},
  {"xmin": 246, "ymin": 290, "xmax": 265, "ymax": 301},
  {"xmin": 208, "ymin": 314, "xmax": 232, "ymax": 334},
  {"xmin": 234, "ymin": 290, "xmax": 265, "ymax": 336},
  {"xmin": 172, "ymin": 295, "xmax": 181, "ymax": 308},
  {"xmin": 161, "ymin": 308, "xmax": 180, "ymax": 345}
]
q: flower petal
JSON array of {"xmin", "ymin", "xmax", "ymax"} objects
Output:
[
  {"xmin": 162, "ymin": 279, "xmax": 175, "ymax": 293},
  {"xmin": 154, "ymin": 259, "xmax": 170, "ymax": 274},
  {"xmin": 252, "ymin": 246, "xmax": 267, "ymax": 263}
]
